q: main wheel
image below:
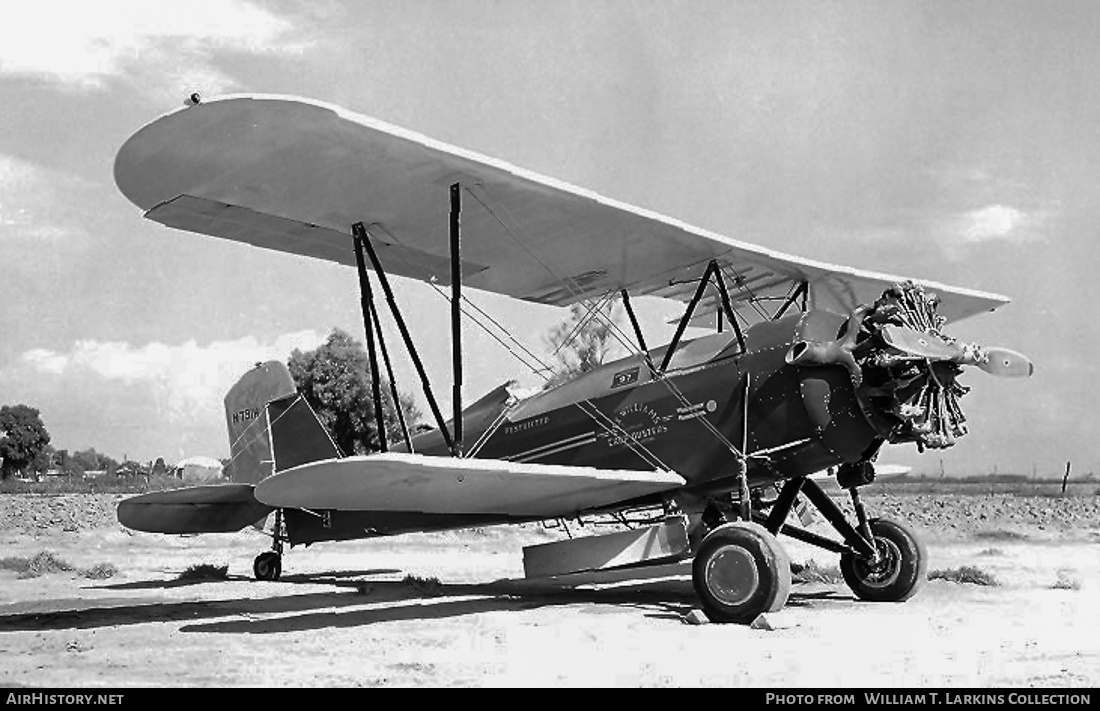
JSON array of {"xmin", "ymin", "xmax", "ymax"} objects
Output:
[
  {"xmin": 840, "ymin": 517, "xmax": 926, "ymax": 602},
  {"xmin": 253, "ymin": 551, "xmax": 282, "ymax": 581},
  {"xmin": 691, "ymin": 521, "xmax": 792, "ymax": 624}
]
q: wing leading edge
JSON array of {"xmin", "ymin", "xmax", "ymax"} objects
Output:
[{"xmin": 115, "ymin": 94, "xmax": 1009, "ymax": 323}]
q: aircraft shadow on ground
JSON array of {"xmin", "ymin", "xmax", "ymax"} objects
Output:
[
  {"xmin": 0, "ymin": 569, "xmax": 850, "ymax": 634},
  {"xmin": 100, "ymin": 569, "xmax": 401, "ymax": 591}
]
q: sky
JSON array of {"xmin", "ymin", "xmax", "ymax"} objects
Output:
[{"xmin": 0, "ymin": 1, "xmax": 1097, "ymax": 477}]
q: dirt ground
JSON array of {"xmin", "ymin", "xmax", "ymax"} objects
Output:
[{"xmin": 0, "ymin": 491, "xmax": 1097, "ymax": 688}]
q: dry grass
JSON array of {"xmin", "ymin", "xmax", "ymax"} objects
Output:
[
  {"xmin": 972, "ymin": 530, "xmax": 1028, "ymax": 542},
  {"xmin": 0, "ymin": 551, "xmax": 74, "ymax": 578},
  {"xmin": 81, "ymin": 563, "xmax": 118, "ymax": 580},
  {"xmin": 0, "ymin": 551, "xmax": 119, "ymax": 579},
  {"xmin": 0, "ymin": 473, "xmax": 185, "ymax": 495},
  {"xmin": 1050, "ymin": 572, "xmax": 1081, "ymax": 591},
  {"xmin": 929, "ymin": 565, "xmax": 998, "ymax": 586},
  {"xmin": 791, "ymin": 560, "xmax": 843, "ymax": 584}
]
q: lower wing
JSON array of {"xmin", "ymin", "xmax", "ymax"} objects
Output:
[{"xmin": 254, "ymin": 452, "xmax": 685, "ymax": 519}]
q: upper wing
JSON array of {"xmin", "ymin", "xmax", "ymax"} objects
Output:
[
  {"xmin": 253, "ymin": 452, "xmax": 685, "ymax": 518},
  {"xmin": 114, "ymin": 94, "xmax": 1008, "ymax": 323}
]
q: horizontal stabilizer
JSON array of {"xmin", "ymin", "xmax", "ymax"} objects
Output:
[
  {"xmin": 117, "ymin": 484, "xmax": 273, "ymax": 534},
  {"xmin": 254, "ymin": 452, "xmax": 685, "ymax": 518}
]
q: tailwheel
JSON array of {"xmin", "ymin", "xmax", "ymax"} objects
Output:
[
  {"xmin": 691, "ymin": 521, "xmax": 792, "ymax": 624},
  {"xmin": 253, "ymin": 550, "xmax": 282, "ymax": 581},
  {"xmin": 840, "ymin": 517, "xmax": 927, "ymax": 602}
]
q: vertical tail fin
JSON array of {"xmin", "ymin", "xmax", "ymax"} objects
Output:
[
  {"xmin": 224, "ymin": 361, "xmax": 296, "ymax": 485},
  {"xmin": 223, "ymin": 361, "xmax": 341, "ymax": 485}
]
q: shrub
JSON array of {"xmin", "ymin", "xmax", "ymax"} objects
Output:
[
  {"xmin": 403, "ymin": 574, "xmax": 443, "ymax": 596},
  {"xmin": 177, "ymin": 563, "xmax": 229, "ymax": 581}
]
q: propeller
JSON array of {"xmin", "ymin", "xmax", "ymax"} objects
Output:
[{"xmin": 879, "ymin": 325, "xmax": 1034, "ymax": 378}]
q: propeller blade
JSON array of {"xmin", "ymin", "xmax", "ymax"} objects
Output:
[
  {"xmin": 879, "ymin": 325, "xmax": 1033, "ymax": 377},
  {"xmin": 879, "ymin": 325, "xmax": 959, "ymax": 360},
  {"xmin": 968, "ymin": 347, "xmax": 1035, "ymax": 378}
]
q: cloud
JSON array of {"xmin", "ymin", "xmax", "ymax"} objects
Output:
[
  {"xmin": 920, "ymin": 202, "xmax": 1055, "ymax": 261},
  {"xmin": 0, "ymin": 0, "xmax": 304, "ymax": 90},
  {"xmin": 21, "ymin": 349, "xmax": 68, "ymax": 375},
  {"xmin": 0, "ymin": 154, "xmax": 92, "ymax": 240},
  {"xmin": 956, "ymin": 204, "xmax": 1042, "ymax": 244},
  {"xmin": 18, "ymin": 330, "xmax": 325, "ymax": 426}
]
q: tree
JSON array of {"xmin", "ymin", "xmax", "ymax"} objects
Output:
[
  {"xmin": 288, "ymin": 328, "xmax": 422, "ymax": 456},
  {"xmin": 31, "ymin": 444, "xmax": 54, "ymax": 481},
  {"xmin": 542, "ymin": 300, "xmax": 625, "ymax": 389},
  {"xmin": 69, "ymin": 447, "xmax": 118, "ymax": 475},
  {"xmin": 0, "ymin": 405, "xmax": 51, "ymax": 480},
  {"xmin": 54, "ymin": 449, "xmax": 84, "ymax": 477}
]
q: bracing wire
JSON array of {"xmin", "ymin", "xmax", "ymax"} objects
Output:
[
  {"xmin": 360, "ymin": 223, "xmax": 671, "ymax": 471},
  {"xmin": 465, "ymin": 184, "xmax": 750, "ymax": 462}
]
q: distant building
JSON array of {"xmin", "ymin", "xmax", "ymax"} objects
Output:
[
  {"xmin": 115, "ymin": 462, "xmax": 149, "ymax": 479},
  {"xmin": 174, "ymin": 456, "xmax": 224, "ymax": 482}
]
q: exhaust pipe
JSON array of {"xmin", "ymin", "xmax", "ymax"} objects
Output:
[{"xmin": 785, "ymin": 307, "xmax": 866, "ymax": 386}]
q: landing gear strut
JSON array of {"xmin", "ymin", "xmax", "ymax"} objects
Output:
[
  {"xmin": 690, "ymin": 467, "xmax": 928, "ymax": 622},
  {"xmin": 765, "ymin": 475, "xmax": 927, "ymax": 600},
  {"xmin": 253, "ymin": 508, "xmax": 284, "ymax": 581}
]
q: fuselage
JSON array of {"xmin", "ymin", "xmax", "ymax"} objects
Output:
[{"xmin": 410, "ymin": 309, "xmax": 883, "ymax": 491}]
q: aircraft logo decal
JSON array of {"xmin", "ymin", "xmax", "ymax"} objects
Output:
[{"xmin": 604, "ymin": 402, "xmax": 671, "ymax": 447}]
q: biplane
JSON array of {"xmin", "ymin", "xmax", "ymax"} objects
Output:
[{"xmin": 113, "ymin": 94, "xmax": 1032, "ymax": 624}]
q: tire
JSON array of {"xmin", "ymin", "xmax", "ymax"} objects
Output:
[
  {"xmin": 691, "ymin": 521, "xmax": 792, "ymax": 624},
  {"xmin": 253, "ymin": 551, "xmax": 282, "ymax": 581},
  {"xmin": 840, "ymin": 518, "xmax": 927, "ymax": 602}
]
